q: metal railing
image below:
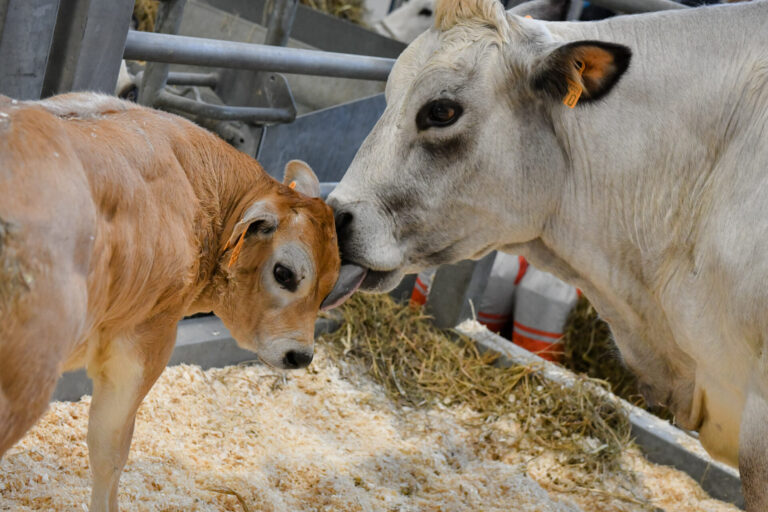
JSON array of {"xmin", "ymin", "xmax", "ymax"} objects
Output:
[
  {"xmin": 124, "ymin": 31, "xmax": 395, "ymax": 82},
  {"xmin": 588, "ymin": 0, "xmax": 685, "ymax": 12},
  {"xmin": 126, "ymin": 0, "xmax": 394, "ymax": 127},
  {"xmin": 123, "ymin": 0, "xmax": 684, "ymax": 126}
]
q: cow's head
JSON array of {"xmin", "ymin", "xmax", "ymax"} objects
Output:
[
  {"xmin": 214, "ymin": 161, "xmax": 340, "ymax": 370},
  {"xmin": 326, "ymin": 0, "xmax": 630, "ymax": 297}
]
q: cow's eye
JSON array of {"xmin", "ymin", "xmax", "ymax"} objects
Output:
[
  {"xmin": 418, "ymin": 7, "xmax": 432, "ymax": 16},
  {"xmin": 273, "ymin": 263, "xmax": 297, "ymax": 291},
  {"xmin": 416, "ymin": 99, "xmax": 463, "ymax": 130}
]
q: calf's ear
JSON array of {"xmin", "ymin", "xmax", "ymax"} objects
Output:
[
  {"xmin": 284, "ymin": 159, "xmax": 321, "ymax": 198},
  {"xmin": 531, "ymin": 40, "xmax": 631, "ymax": 107},
  {"xmin": 225, "ymin": 201, "xmax": 279, "ymax": 265}
]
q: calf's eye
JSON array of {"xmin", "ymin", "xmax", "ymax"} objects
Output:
[
  {"xmin": 416, "ymin": 99, "xmax": 463, "ymax": 131},
  {"xmin": 273, "ymin": 263, "xmax": 297, "ymax": 291}
]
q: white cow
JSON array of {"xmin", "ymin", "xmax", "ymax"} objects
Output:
[
  {"xmin": 373, "ymin": 0, "xmax": 571, "ymax": 42},
  {"xmin": 325, "ymin": 0, "xmax": 768, "ymax": 508}
]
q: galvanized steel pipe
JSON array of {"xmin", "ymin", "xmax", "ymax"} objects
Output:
[
  {"xmin": 166, "ymin": 71, "xmax": 219, "ymax": 87},
  {"xmin": 138, "ymin": 0, "xmax": 186, "ymax": 107},
  {"xmin": 124, "ymin": 31, "xmax": 395, "ymax": 82},
  {"xmin": 263, "ymin": 0, "xmax": 299, "ymax": 47},
  {"xmin": 157, "ymin": 91, "xmax": 295, "ymax": 123},
  {"xmin": 589, "ymin": 0, "xmax": 686, "ymax": 13}
]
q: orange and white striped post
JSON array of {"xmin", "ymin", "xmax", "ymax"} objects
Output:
[
  {"xmin": 476, "ymin": 253, "xmax": 528, "ymax": 333},
  {"xmin": 511, "ymin": 267, "xmax": 579, "ymax": 362},
  {"xmin": 409, "ymin": 268, "xmax": 437, "ymax": 307}
]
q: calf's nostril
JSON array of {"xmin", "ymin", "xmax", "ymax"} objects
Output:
[
  {"xmin": 283, "ymin": 349, "xmax": 313, "ymax": 369},
  {"xmin": 334, "ymin": 210, "xmax": 354, "ymax": 236}
]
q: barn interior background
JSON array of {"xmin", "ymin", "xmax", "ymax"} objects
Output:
[{"xmin": 0, "ymin": 0, "xmax": 748, "ymax": 509}]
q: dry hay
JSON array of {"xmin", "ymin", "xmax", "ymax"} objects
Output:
[
  {"xmin": 133, "ymin": 0, "xmax": 366, "ymax": 31},
  {"xmin": 561, "ymin": 298, "xmax": 640, "ymax": 403},
  {"xmin": 299, "ymin": 0, "xmax": 367, "ymax": 26},
  {"xmin": 133, "ymin": 0, "xmax": 159, "ymax": 32},
  {"xmin": 0, "ymin": 295, "xmax": 738, "ymax": 511},
  {"xmin": 322, "ymin": 294, "xmax": 631, "ymax": 474},
  {"xmin": 560, "ymin": 298, "xmax": 674, "ymax": 421},
  {"xmin": 319, "ymin": 294, "xmax": 740, "ymax": 511}
]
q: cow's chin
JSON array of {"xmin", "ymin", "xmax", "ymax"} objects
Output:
[{"xmin": 359, "ymin": 267, "xmax": 406, "ymax": 292}]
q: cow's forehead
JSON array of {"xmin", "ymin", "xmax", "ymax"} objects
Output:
[
  {"xmin": 386, "ymin": 31, "xmax": 438, "ymax": 100},
  {"xmin": 387, "ymin": 27, "xmax": 506, "ymax": 103},
  {"xmin": 386, "ymin": 14, "xmax": 552, "ymax": 100}
]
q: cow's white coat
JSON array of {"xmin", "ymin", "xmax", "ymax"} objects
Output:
[{"xmin": 329, "ymin": 1, "xmax": 768, "ymax": 507}]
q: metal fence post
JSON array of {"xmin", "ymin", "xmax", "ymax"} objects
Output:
[
  {"xmin": 262, "ymin": 0, "xmax": 298, "ymax": 47},
  {"xmin": 0, "ymin": 1, "xmax": 9, "ymax": 44},
  {"xmin": 566, "ymin": 0, "xmax": 583, "ymax": 20},
  {"xmin": 214, "ymin": 0, "xmax": 299, "ymax": 156},
  {"xmin": 139, "ymin": 0, "xmax": 187, "ymax": 107},
  {"xmin": 0, "ymin": 0, "xmax": 59, "ymax": 99},
  {"xmin": 426, "ymin": 252, "xmax": 496, "ymax": 329},
  {"xmin": 389, "ymin": 274, "xmax": 417, "ymax": 303},
  {"xmin": 41, "ymin": 0, "xmax": 133, "ymax": 96}
]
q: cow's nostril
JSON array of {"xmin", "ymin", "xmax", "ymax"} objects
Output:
[
  {"xmin": 334, "ymin": 210, "xmax": 354, "ymax": 237},
  {"xmin": 283, "ymin": 349, "xmax": 313, "ymax": 369}
]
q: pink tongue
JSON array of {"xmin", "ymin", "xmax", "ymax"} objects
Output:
[{"xmin": 320, "ymin": 264, "xmax": 368, "ymax": 311}]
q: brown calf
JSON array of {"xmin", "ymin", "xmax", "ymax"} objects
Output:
[{"xmin": 0, "ymin": 93, "xmax": 340, "ymax": 511}]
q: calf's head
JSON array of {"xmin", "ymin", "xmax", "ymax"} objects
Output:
[
  {"xmin": 214, "ymin": 161, "xmax": 341, "ymax": 370},
  {"xmin": 327, "ymin": 0, "xmax": 630, "ymax": 296}
]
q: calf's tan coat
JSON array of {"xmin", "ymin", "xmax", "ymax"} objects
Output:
[{"xmin": 0, "ymin": 93, "xmax": 340, "ymax": 511}]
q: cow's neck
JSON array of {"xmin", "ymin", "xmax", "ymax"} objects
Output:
[
  {"xmin": 515, "ymin": 3, "xmax": 768, "ymax": 421},
  {"xmin": 542, "ymin": 2, "xmax": 767, "ymax": 304}
]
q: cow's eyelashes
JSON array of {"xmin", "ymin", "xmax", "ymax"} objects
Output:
[
  {"xmin": 273, "ymin": 263, "xmax": 298, "ymax": 292},
  {"xmin": 416, "ymin": 99, "xmax": 463, "ymax": 131}
]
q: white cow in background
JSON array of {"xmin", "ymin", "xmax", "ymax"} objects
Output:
[
  {"xmin": 373, "ymin": 0, "xmax": 571, "ymax": 42},
  {"xmin": 325, "ymin": 0, "xmax": 768, "ymax": 508},
  {"xmin": 115, "ymin": 61, "xmax": 138, "ymax": 101},
  {"xmin": 373, "ymin": 0, "xmax": 438, "ymax": 42}
]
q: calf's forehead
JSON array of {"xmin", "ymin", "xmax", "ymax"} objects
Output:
[{"xmin": 281, "ymin": 200, "xmax": 339, "ymax": 290}]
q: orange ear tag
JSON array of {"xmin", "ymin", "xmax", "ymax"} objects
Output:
[
  {"xmin": 524, "ymin": 14, "xmax": 532, "ymax": 18},
  {"xmin": 563, "ymin": 60, "xmax": 586, "ymax": 109},
  {"xmin": 288, "ymin": 181, "xmax": 297, "ymax": 189},
  {"xmin": 227, "ymin": 229, "xmax": 247, "ymax": 268}
]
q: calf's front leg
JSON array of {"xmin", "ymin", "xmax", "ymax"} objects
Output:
[
  {"xmin": 739, "ymin": 370, "xmax": 768, "ymax": 512},
  {"xmin": 87, "ymin": 323, "xmax": 177, "ymax": 512}
]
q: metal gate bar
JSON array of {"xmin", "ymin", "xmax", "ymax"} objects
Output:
[
  {"xmin": 124, "ymin": 30, "xmax": 395, "ymax": 81},
  {"xmin": 589, "ymin": 0, "xmax": 685, "ymax": 12}
]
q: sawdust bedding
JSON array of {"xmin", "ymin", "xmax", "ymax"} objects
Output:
[{"xmin": 0, "ymin": 348, "xmax": 738, "ymax": 512}]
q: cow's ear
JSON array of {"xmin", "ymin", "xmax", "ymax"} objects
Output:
[
  {"xmin": 284, "ymin": 159, "xmax": 321, "ymax": 198},
  {"xmin": 508, "ymin": 0, "xmax": 571, "ymax": 22},
  {"xmin": 532, "ymin": 40, "xmax": 631, "ymax": 107},
  {"xmin": 225, "ymin": 201, "xmax": 279, "ymax": 267}
]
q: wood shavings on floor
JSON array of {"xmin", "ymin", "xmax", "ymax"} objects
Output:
[{"xmin": 0, "ymin": 348, "xmax": 740, "ymax": 511}]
